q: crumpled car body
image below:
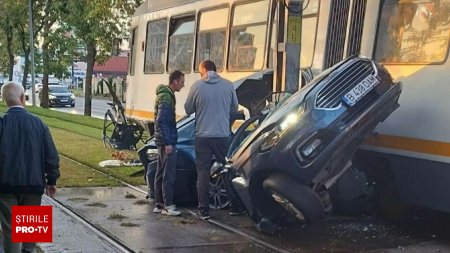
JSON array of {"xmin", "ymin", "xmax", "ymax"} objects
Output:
[
  {"xmin": 229, "ymin": 56, "xmax": 402, "ymax": 224},
  {"xmin": 137, "ymin": 71, "xmax": 274, "ymax": 207}
]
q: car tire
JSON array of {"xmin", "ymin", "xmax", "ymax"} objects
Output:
[
  {"xmin": 263, "ymin": 173, "xmax": 325, "ymax": 223},
  {"xmin": 71, "ymin": 103, "xmax": 75, "ymax": 108},
  {"xmin": 209, "ymin": 172, "xmax": 230, "ymax": 210}
]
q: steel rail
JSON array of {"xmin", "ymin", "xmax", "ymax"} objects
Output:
[
  {"xmin": 59, "ymin": 154, "xmax": 291, "ymax": 253},
  {"xmin": 43, "ymin": 195, "xmax": 134, "ymax": 253}
]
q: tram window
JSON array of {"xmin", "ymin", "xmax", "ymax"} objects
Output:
[
  {"xmin": 375, "ymin": 0, "xmax": 450, "ymax": 64},
  {"xmin": 129, "ymin": 28, "xmax": 137, "ymax": 76},
  {"xmin": 195, "ymin": 7, "xmax": 229, "ymax": 72},
  {"xmin": 168, "ymin": 16, "xmax": 195, "ymax": 73},
  {"xmin": 144, "ymin": 20, "xmax": 167, "ymax": 74},
  {"xmin": 229, "ymin": 0, "xmax": 269, "ymax": 71}
]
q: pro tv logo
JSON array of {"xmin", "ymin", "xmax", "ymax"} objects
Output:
[{"xmin": 12, "ymin": 206, "xmax": 52, "ymax": 243}]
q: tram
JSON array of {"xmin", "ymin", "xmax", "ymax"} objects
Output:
[{"xmin": 128, "ymin": 0, "xmax": 450, "ymax": 215}]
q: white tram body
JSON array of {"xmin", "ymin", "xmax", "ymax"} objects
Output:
[{"xmin": 128, "ymin": 0, "xmax": 450, "ymax": 213}]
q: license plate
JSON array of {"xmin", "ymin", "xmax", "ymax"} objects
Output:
[
  {"xmin": 342, "ymin": 75, "xmax": 380, "ymax": 107},
  {"xmin": 60, "ymin": 99, "xmax": 68, "ymax": 102}
]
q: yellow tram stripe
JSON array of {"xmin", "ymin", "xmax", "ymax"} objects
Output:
[
  {"xmin": 366, "ymin": 134, "xmax": 450, "ymax": 157},
  {"xmin": 125, "ymin": 108, "xmax": 155, "ymax": 120}
]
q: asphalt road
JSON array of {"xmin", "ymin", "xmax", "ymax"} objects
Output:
[{"xmin": 27, "ymin": 96, "xmax": 112, "ymax": 119}]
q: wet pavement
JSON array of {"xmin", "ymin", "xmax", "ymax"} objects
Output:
[
  {"xmin": 39, "ymin": 186, "xmax": 450, "ymax": 253},
  {"xmin": 39, "ymin": 196, "xmax": 123, "ymax": 253},
  {"xmin": 47, "ymin": 187, "xmax": 265, "ymax": 253}
]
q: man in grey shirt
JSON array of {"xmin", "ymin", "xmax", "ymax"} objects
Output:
[{"xmin": 185, "ymin": 60, "xmax": 238, "ymax": 219}]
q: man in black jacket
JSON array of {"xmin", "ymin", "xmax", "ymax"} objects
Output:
[
  {"xmin": 0, "ymin": 82, "xmax": 60, "ymax": 253},
  {"xmin": 153, "ymin": 70, "xmax": 184, "ymax": 216}
]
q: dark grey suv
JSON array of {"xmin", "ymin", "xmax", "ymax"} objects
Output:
[
  {"xmin": 40, "ymin": 85, "xmax": 75, "ymax": 107},
  {"xmin": 229, "ymin": 56, "xmax": 402, "ymax": 225}
]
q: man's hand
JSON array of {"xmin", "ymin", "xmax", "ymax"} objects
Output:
[
  {"xmin": 165, "ymin": 145, "xmax": 173, "ymax": 154},
  {"xmin": 46, "ymin": 185, "xmax": 57, "ymax": 197}
]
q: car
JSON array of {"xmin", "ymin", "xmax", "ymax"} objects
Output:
[
  {"xmin": 228, "ymin": 56, "xmax": 402, "ymax": 226},
  {"xmin": 138, "ymin": 56, "xmax": 401, "ymax": 220},
  {"xmin": 39, "ymin": 85, "xmax": 76, "ymax": 107},
  {"xmin": 137, "ymin": 71, "xmax": 275, "ymax": 209}
]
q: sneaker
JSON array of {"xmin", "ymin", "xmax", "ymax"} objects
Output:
[
  {"xmin": 197, "ymin": 210, "xmax": 210, "ymax": 220},
  {"xmin": 161, "ymin": 205, "xmax": 181, "ymax": 216},
  {"xmin": 229, "ymin": 209, "xmax": 247, "ymax": 216},
  {"xmin": 153, "ymin": 205, "xmax": 163, "ymax": 214}
]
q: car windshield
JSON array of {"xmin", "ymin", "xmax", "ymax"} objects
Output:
[{"xmin": 49, "ymin": 86, "xmax": 69, "ymax": 93}]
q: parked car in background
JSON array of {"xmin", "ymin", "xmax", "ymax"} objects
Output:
[{"xmin": 39, "ymin": 85, "xmax": 75, "ymax": 107}]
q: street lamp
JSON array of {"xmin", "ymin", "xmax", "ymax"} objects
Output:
[{"xmin": 28, "ymin": 0, "xmax": 36, "ymax": 106}]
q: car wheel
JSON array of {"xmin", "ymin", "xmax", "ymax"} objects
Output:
[
  {"xmin": 209, "ymin": 172, "xmax": 230, "ymax": 210},
  {"xmin": 263, "ymin": 174, "xmax": 325, "ymax": 223},
  {"xmin": 71, "ymin": 103, "xmax": 75, "ymax": 108}
]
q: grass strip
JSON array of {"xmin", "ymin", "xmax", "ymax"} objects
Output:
[
  {"xmin": 0, "ymin": 103, "xmax": 105, "ymax": 129},
  {"xmin": 51, "ymin": 127, "xmax": 145, "ymax": 186},
  {"xmin": 37, "ymin": 114, "xmax": 103, "ymax": 140},
  {"xmin": 0, "ymin": 102, "xmax": 145, "ymax": 186},
  {"xmin": 58, "ymin": 156, "xmax": 119, "ymax": 187}
]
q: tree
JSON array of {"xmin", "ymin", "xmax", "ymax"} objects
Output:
[
  {"xmin": 65, "ymin": 0, "xmax": 141, "ymax": 116},
  {"xmin": 39, "ymin": 0, "xmax": 75, "ymax": 108},
  {"xmin": 0, "ymin": 0, "xmax": 22, "ymax": 81},
  {"xmin": 14, "ymin": 0, "xmax": 49, "ymax": 89}
]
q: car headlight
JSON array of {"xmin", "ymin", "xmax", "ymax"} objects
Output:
[
  {"xmin": 70, "ymin": 94, "xmax": 75, "ymax": 99},
  {"xmin": 259, "ymin": 104, "xmax": 306, "ymax": 152},
  {"xmin": 49, "ymin": 94, "xmax": 56, "ymax": 99},
  {"xmin": 260, "ymin": 113, "xmax": 299, "ymax": 152}
]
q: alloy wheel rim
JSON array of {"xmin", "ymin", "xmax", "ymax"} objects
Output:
[
  {"xmin": 271, "ymin": 191, "xmax": 306, "ymax": 221},
  {"xmin": 209, "ymin": 174, "xmax": 230, "ymax": 209}
]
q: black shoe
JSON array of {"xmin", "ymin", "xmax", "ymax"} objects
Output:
[
  {"xmin": 229, "ymin": 209, "xmax": 247, "ymax": 216},
  {"xmin": 197, "ymin": 210, "xmax": 210, "ymax": 220}
]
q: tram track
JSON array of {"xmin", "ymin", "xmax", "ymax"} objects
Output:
[
  {"xmin": 57, "ymin": 154, "xmax": 291, "ymax": 253},
  {"xmin": 43, "ymin": 195, "xmax": 134, "ymax": 253}
]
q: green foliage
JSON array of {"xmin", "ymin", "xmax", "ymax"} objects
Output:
[{"xmin": 65, "ymin": 0, "xmax": 138, "ymax": 64}]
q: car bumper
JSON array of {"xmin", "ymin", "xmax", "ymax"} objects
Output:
[{"xmin": 50, "ymin": 98, "xmax": 75, "ymax": 106}]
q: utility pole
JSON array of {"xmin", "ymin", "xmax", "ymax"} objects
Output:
[
  {"xmin": 274, "ymin": 0, "xmax": 303, "ymax": 93},
  {"xmin": 28, "ymin": 0, "xmax": 36, "ymax": 106}
]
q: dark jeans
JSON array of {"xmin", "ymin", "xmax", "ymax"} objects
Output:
[
  {"xmin": 154, "ymin": 145, "xmax": 177, "ymax": 207},
  {"xmin": 146, "ymin": 161, "xmax": 156, "ymax": 198},
  {"xmin": 195, "ymin": 137, "xmax": 228, "ymax": 212},
  {"xmin": 0, "ymin": 193, "xmax": 42, "ymax": 253}
]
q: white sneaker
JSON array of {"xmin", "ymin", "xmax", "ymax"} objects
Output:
[
  {"xmin": 162, "ymin": 205, "xmax": 181, "ymax": 216},
  {"xmin": 153, "ymin": 206, "xmax": 163, "ymax": 214}
]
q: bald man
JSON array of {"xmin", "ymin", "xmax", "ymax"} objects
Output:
[
  {"xmin": 0, "ymin": 82, "xmax": 60, "ymax": 253},
  {"xmin": 185, "ymin": 60, "xmax": 238, "ymax": 219}
]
